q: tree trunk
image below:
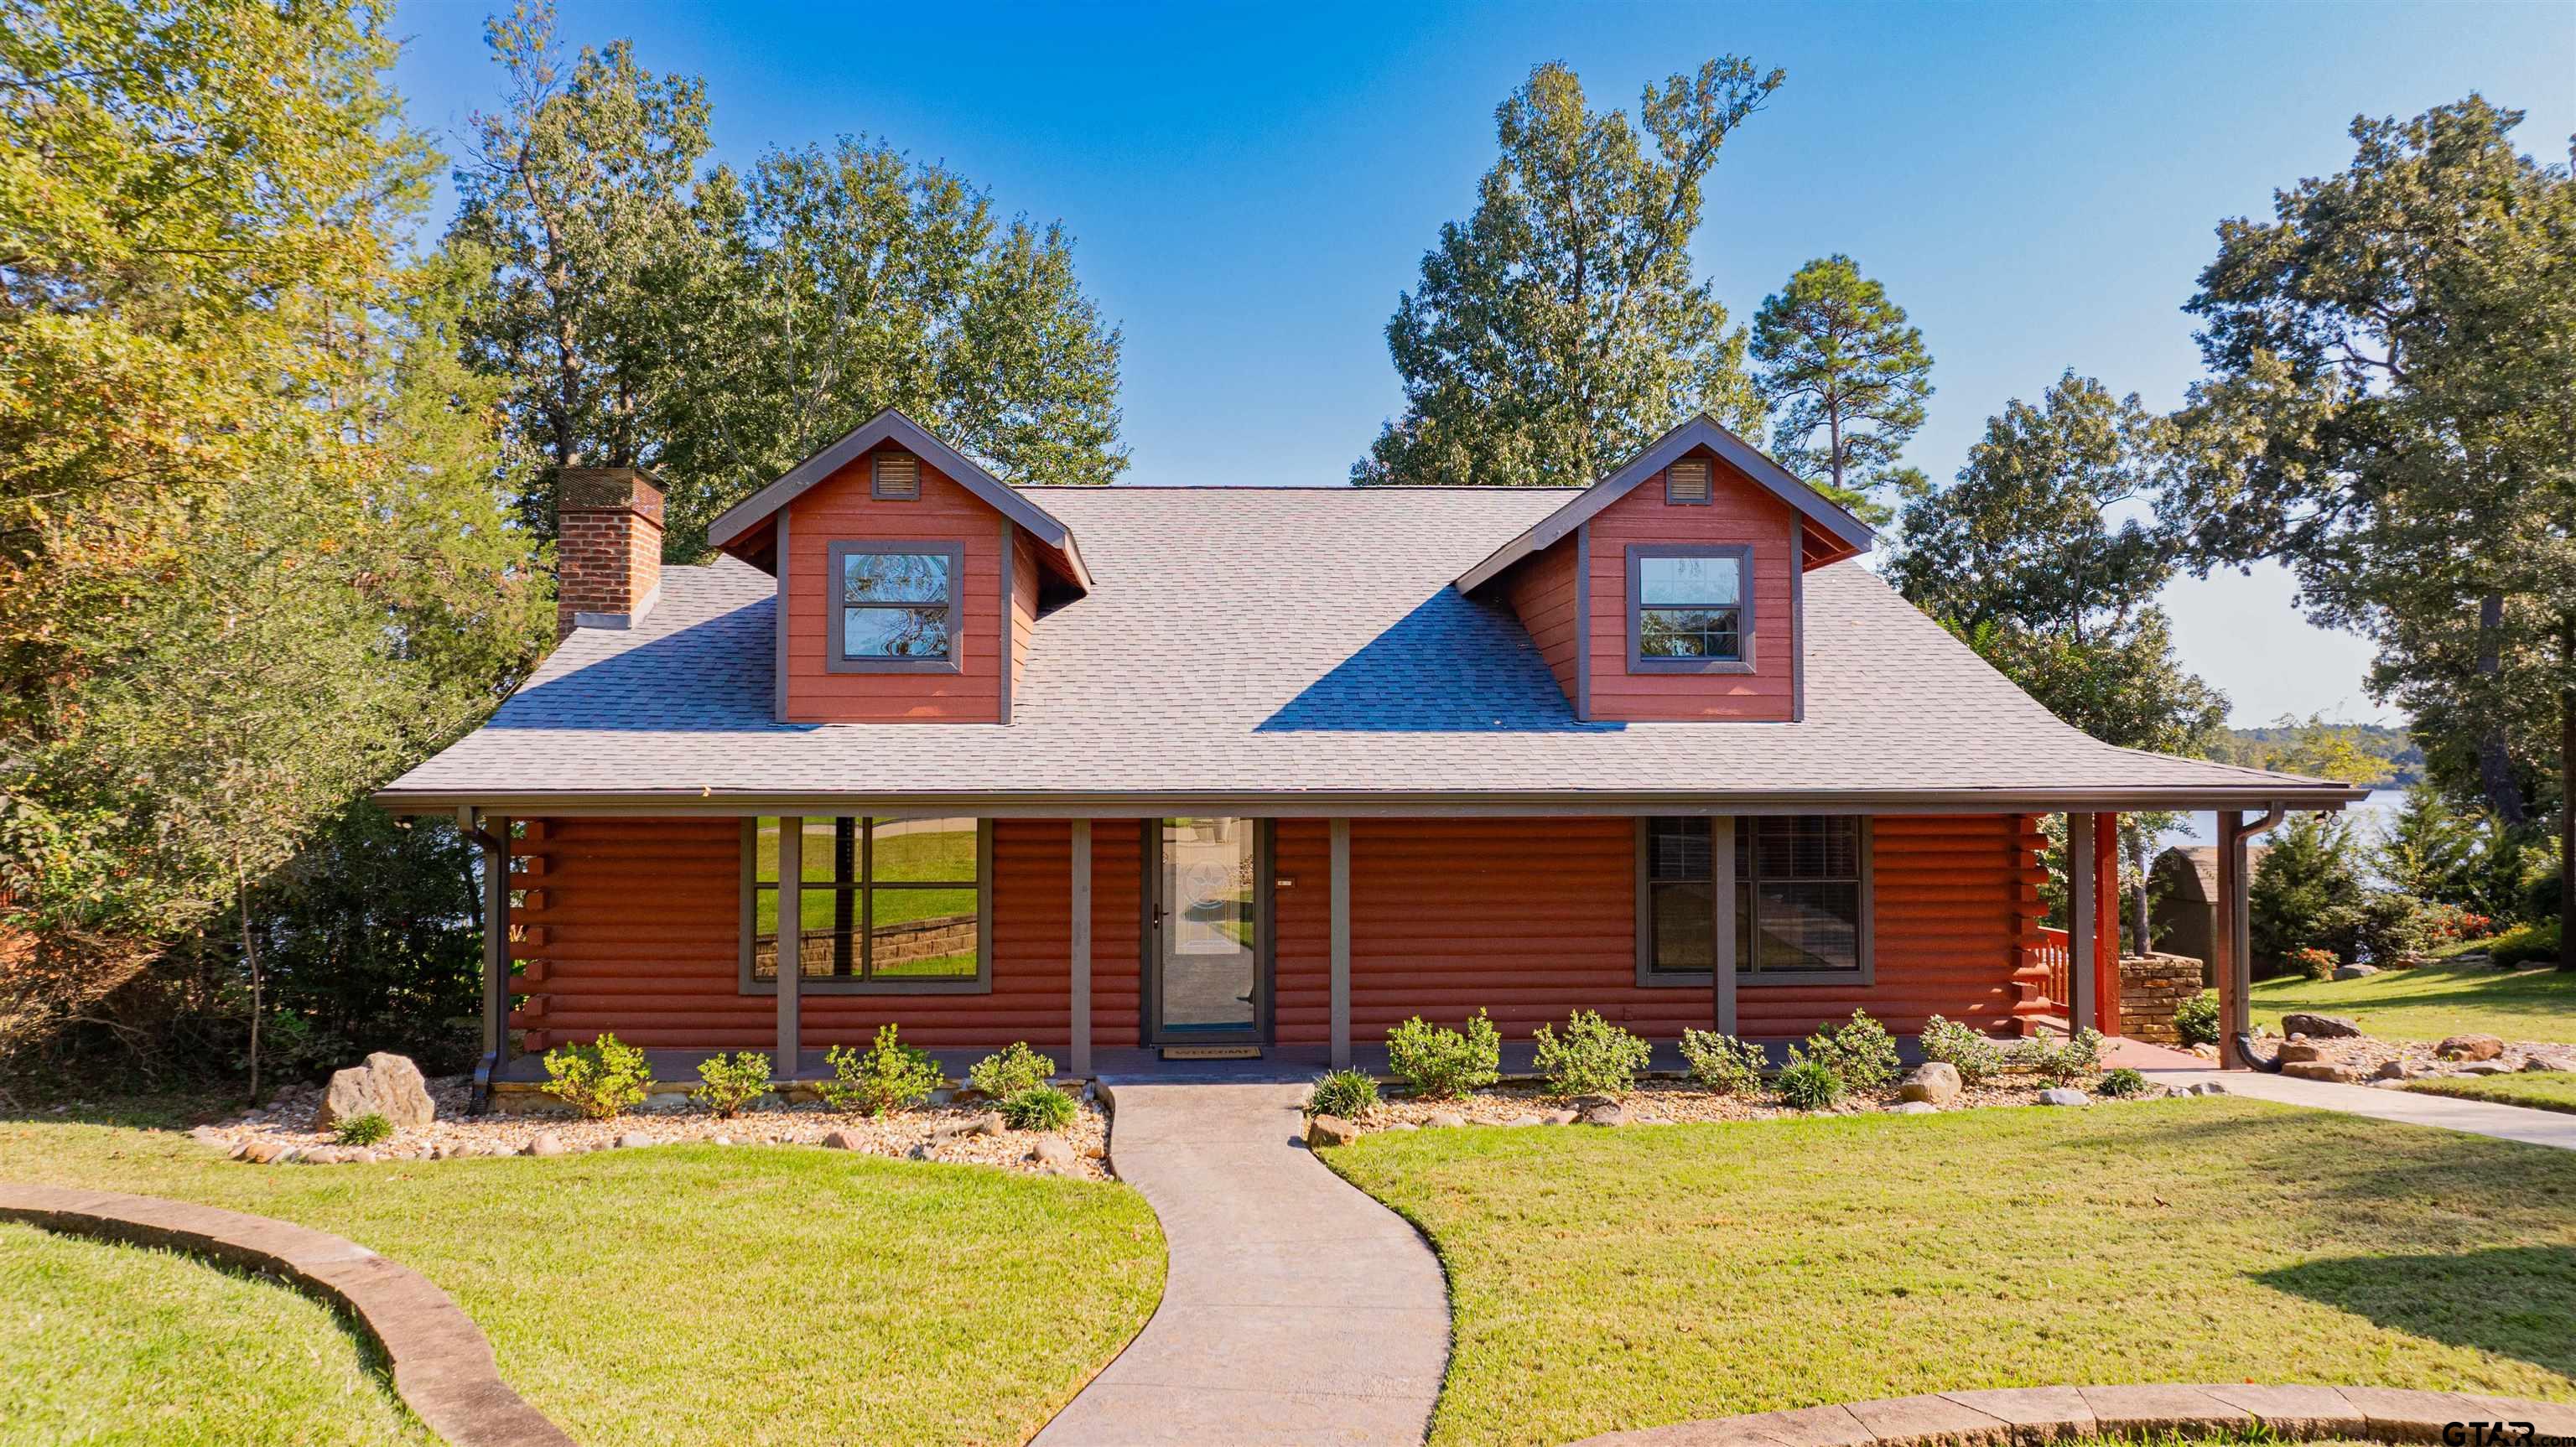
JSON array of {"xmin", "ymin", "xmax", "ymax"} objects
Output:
[
  {"xmin": 236, "ymin": 858, "xmax": 262, "ymax": 1105},
  {"xmin": 2476, "ymin": 591, "xmax": 2529, "ymax": 825},
  {"xmin": 2561, "ymin": 624, "xmax": 2573, "ymax": 972}
]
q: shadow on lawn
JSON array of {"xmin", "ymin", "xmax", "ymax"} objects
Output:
[{"xmin": 2256, "ymin": 1246, "xmax": 2576, "ymax": 1382}]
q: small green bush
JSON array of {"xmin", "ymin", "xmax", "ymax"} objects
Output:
[
  {"xmin": 1677, "ymin": 1029, "xmax": 1767, "ymax": 1095},
  {"xmin": 692, "ymin": 1050, "xmax": 774, "ymax": 1119},
  {"xmin": 1918, "ymin": 1014, "xmax": 2004, "ymax": 1087},
  {"xmin": 2494, "ymin": 920, "xmax": 2563, "ymax": 967},
  {"xmin": 1307, "ymin": 1068, "xmax": 1379, "ymax": 1118},
  {"xmin": 2096, "ymin": 1067, "xmax": 2152, "ymax": 1098},
  {"xmin": 543, "ymin": 1031, "xmax": 652, "ymax": 1120},
  {"xmin": 1532, "ymin": 1009, "xmax": 1652, "ymax": 1099},
  {"xmin": 968, "ymin": 1042, "xmax": 1057, "ymax": 1099},
  {"xmin": 332, "ymin": 1112, "xmax": 392, "ymax": 1147},
  {"xmin": 1000, "ymin": 1084, "xmax": 1078, "ymax": 1132},
  {"xmin": 2287, "ymin": 946, "xmax": 2338, "ymax": 982},
  {"xmin": 1774, "ymin": 1058, "xmax": 1843, "ymax": 1110},
  {"xmin": 2174, "ymin": 988, "xmax": 2220, "ymax": 1046},
  {"xmin": 2017, "ymin": 1026, "xmax": 2106, "ymax": 1087},
  {"xmin": 1385, "ymin": 1011, "xmax": 1502, "ymax": 1098},
  {"xmin": 1798, "ymin": 1009, "xmax": 1901, "ymax": 1092},
  {"xmin": 818, "ymin": 1024, "xmax": 945, "ymax": 1117}
]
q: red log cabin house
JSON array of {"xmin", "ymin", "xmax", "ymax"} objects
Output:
[{"xmin": 377, "ymin": 411, "xmax": 2360, "ymax": 1106}]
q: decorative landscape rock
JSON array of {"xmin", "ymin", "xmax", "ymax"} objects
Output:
[
  {"xmin": 820, "ymin": 1128, "xmax": 861, "ymax": 1150},
  {"xmin": 1581, "ymin": 1102, "xmax": 1628, "ymax": 1127},
  {"xmin": 2280, "ymin": 1061, "xmax": 2363, "ymax": 1083},
  {"xmin": 315, "ymin": 1051, "xmax": 435, "ymax": 1132},
  {"xmin": 2278, "ymin": 1013, "xmax": 2364, "ymax": 1040},
  {"xmin": 2274, "ymin": 1041, "xmax": 2328, "ymax": 1064},
  {"xmin": 1306, "ymin": 1114, "xmax": 1361, "ymax": 1149},
  {"xmin": 2526, "ymin": 1057, "xmax": 2563, "ymax": 1072},
  {"xmin": 1540, "ymin": 1109, "xmax": 1580, "ymax": 1125},
  {"xmin": 1898, "ymin": 1062, "xmax": 1961, "ymax": 1106},
  {"xmin": 2372, "ymin": 1059, "xmax": 2416, "ymax": 1081},
  {"xmin": 2037, "ymin": 1087, "xmax": 2090, "ymax": 1107},
  {"xmin": 2456, "ymin": 1061, "xmax": 2510, "ymax": 1076},
  {"xmin": 1424, "ymin": 1111, "xmax": 1467, "ymax": 1128},
  {"xmin": 615, "ymin": 1132, "xmax": 652, "ymax": 1149},
  {"xmin": 1501, "ymin": 1113, "xmax": 1543, "ymax": 1127},
  {"xmin": 1029, "ymin": 1137, "xmax": 1079, "ymax": 1175},
  {"xmin": 1888, "ymin": 1102, "xmax": 1939, "ymax": 1116},
  {"xmin": 2440, "ymin": 1034, "xmax": 2506, "ymax": 1061},
  {"xmin": 2331, "ymin": 964, "xmax": 2378, "ymax": 979},
  {"xmin": 523, "ymin": 1133, "xmax": 567, "ymax": 1157}
]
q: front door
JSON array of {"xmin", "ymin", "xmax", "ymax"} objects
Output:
[{"xmin": 1149, "ymin": 817, "xmax": 1266, "ymax": 1045}]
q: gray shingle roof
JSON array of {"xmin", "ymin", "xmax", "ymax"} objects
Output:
[{"xmin": 378, "ymin": 486, "xmax": 2358, "ymax": 812}]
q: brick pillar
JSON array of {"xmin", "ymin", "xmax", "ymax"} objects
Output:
[{"xmin": 555, "ymin": 468, "xmax": 666, "ymax": 641}]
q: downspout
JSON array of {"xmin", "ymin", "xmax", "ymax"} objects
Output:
[
  {"xmin": 458, "ymin": 807, "xmax": 510, "ymax": 1111},
  {"xmin": 2225, "ymin": 802, "xmax": 2288, "ymax": 1071}
]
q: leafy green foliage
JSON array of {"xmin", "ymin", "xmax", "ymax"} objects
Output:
[
  {"xmin": 818, "ymin": 1025, "xmax": 944, "ymax": 1118},
  {"xmin": 1385, "ymin": 1012, "xmax": 1502, "ymax": 1099},
  {"xmin": 1307, "ymin": 1069, "xmax": 1380, "ymax": 1118},
  {"xmin": 2495, "ymin": 921, "xmax": 2564, "ymax": 968},
  {"xmin": 999, "ymin": 1084, "xmax": 1078, "ymax": 1133},
  {"xmin": 2210, "ymin": 716, "xmax": 2416, "ymax": 787},
  {"xmin": 1917, "ymin": 1014, "xmax": 2004, "ymax": 1087},
  {"xmin": 332, "ymin": 1112, "xmax": 394, "ymax": 1148},
  {"xmin": 2015, "ymin": 1027, "xmax": 2106, "ymax": 1087},
  {"xmin": 1794, "ymin": 1010, "xmax": 1901, "ymax": 1093},
  {"xmin": 2176, "ymin": 988, "xmax": 2221, "ymax": 1046},
  {"xmin": 1531, "ymin": 1010, "xmax": 1653, "ymax": 1100},
  {"xmin": 1354, "ymin": 59, "xmax": 1779, "ymax": 488},
  {"xmin": 2375, "ymin": 786, "xmax": 2538, "ymax": 920},
  {"xmin": 543, "ymin": 1033, "xmax": 653, "ymax": 1120},
  {"xmin": 967, "ymin": 1042, "xmax": 1057, "ymax": 1100},
  {"xmin": 2251, "ymin": 813, "xmax": 2367, "ymax": 972},
  {"xmin": 1677, "ymin": 1029, "xmax": 1768, "ymax": 1095},
  {"xmin": 2096, "ymin": 1067, "xmax": 2152, "ymax": 1099},
  {"xmin": 1772, "ymin": 1058, "xmax": 1843, "ymax": 1110},
  {"xmin": 1751, "ymin": 254, "xmax": 1932, "ymax": 522},
  {"xmin": 2288, "ymin": 947, "xmax": 2339, "ymax": 982},
  {"xmin": 692, "ymin": 1050, "xmax": 775, "ymax": 1119}
]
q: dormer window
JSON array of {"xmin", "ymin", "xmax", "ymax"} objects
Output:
[
  {"xmin": 1628, "ymin": 544, "xmax": 1753, "ymax": 672},
  {"xmin": 828, "ymin": 541, "xmax": 963, "ymax": 672}
]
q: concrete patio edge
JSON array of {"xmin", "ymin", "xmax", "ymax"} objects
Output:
[
  {"xmin": 1561, "ymin": 1383, "xmax": 2576, "ymax": 1447},
  {"xmin": 0, "ymin": 1181, "xmax": 573, "ymax": 1447}
]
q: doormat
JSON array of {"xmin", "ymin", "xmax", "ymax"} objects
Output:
[{"xmin": 1159, "ymin": 1045, "xmax": 1262, "ymax": 1061}]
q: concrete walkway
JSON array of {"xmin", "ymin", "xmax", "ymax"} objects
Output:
[
  {"xmin": 2148, "ymin": 1067, "xmax": 2576, "ymax": 1151},
  {"xmin": 1034, "ymin": 1082, "xmax": 1450, "ymax": 1447}
]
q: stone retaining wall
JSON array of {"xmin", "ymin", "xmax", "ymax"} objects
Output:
[{"xmin": 2118, "ymin": 952, "xmax": 2205, "ymax": 1044}]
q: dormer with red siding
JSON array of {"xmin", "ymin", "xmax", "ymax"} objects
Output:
[
  {"xmin": 704, "ymin": 410, "xmax": 1090, "ymax": 724},
  {"xmin": 1458, "ymin": 416, "xmax": 1873, "ymax": 723}
]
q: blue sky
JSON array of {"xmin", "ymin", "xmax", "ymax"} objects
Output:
[{"xmin": 389, "ymin": 0, "xmax": 2575, "ymax": 727}]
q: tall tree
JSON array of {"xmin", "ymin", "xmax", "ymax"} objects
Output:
[
  {"xmin": 1751, "ymin": 254, "xmax": 1933, "ymax": 522},
  {"xmin": 652, "ymin": 139, "xmax": 1127, "ymax": 559},
  {"xmin": 447, "ymin": 0, "xmax": 710, "ymax": 537},
  {"xmin": 1353, "ymin": 58, "xmax": 1782, "ymax": 488}
]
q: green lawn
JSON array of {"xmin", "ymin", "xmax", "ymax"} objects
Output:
[
  {"xmin": 0, "ymin": 1107, "xmax": 1162, "ymax": 1446},
  {"xmin": 2251, "ymin": 958, "xmax": 2576, "ymax": 1044},
  {"xmin": 0, "ymin": 1221, "xmax": 434, "ymax": 1446},
  {"xmin": 2406, "ymin": 1071, "xmax": 2576, "ymax": 1117},
  {"xmin": 1323, "ymin": 1098, "xmax": 2576, "ymax": 1447}
]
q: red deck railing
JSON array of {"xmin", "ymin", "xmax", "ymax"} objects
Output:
[{"xmin": 2036, "ymin": 926, "xmax": 2071, "ymax": 1010}]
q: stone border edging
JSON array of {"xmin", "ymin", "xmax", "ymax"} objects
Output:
[
  {"xmin": 0, "ymin": 1182, "xmax": 573, "ymax": 1447},
  {"xmin": 1563, "ymin": 1383, "xmax": 2576, "ymax": 1447}
]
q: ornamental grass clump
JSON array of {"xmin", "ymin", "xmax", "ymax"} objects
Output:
[
  {"xmin": 332, "ymin": 1112, "xmax": 392, "ymax": 1147},
  {"xmin": 1773, "ymin": 1058, "xmax": 1843, "ymax": 1110},
  {"xmin": 1532, "ymin": 1010, "xmax": 1651, "ymax": 1099},
  {"xmin": 1306, "ymin": 1068, "xmax": 1379, "ymax": 1118},
  {"xmin": 1000, "ymin": 1084, "xmax": 1079, "ymax": 1132},
  {"xmin": 968, "ymin": 1042, "xmax": 1057, "ymax": 1099},
  {"xmin": 1677, "ymin": 1029, "xmax": 1766, "ymax": 1096},
  {"xmin": 543, "ymin": 1031, "xmax": 652, "ymax": 1119},
  {"xmin": 1918, "ymin": 1014, "xmax": 2004, "ymax": 1087},
  {"xmin": 1385, "ymin": 1011, "xmax": 1501, "ymax": 1098},
  {"xmin": 693, "ymin": 1050, "xmax": 774, "ymax": 1119},
  {"xmin": 818, "ymin": 1024, "xmax": 944, "ymax": 1117},
  {"xmin": 1796, "ymin": 1009, "xmax": 1901, "ymax": 1092}
]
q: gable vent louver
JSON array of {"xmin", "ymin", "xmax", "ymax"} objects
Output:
[
  {"xmin": 1665, "ymin": 458, "xmax": 1711, "ymax": 505},
  {"xmin": 873, "ymin": 451, "xmax": 921, "ymax": 500}
]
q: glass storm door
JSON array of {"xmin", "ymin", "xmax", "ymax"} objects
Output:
[{"xmin": 1152, "ymin": 817, "xmax": 1261, "ymax": 1041}]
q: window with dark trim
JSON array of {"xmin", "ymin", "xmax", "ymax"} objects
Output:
[
  {"xmin": 1627, "ymin": 544, "xmax": 1753, "ymax": 672},
  {"xmin": 741, "ymin": 817, "xmax": 991, "ymax": 993},
  {"xmin": 825, "ymin": 541, "xmax": 963, "ymax": 672},
  {"xmin": 1641, "ymin": 816, "xmax": 1869, "ymax": 983}
]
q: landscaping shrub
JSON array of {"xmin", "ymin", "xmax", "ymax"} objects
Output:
[
  {"xmin": 1677, "ymin": 1029, "xmax": 1766, "ymax": 1095},
  {"xmin": 2016, "ymin": 1026, "xmax": 2105, "ymax": 1087},
  {"xmin": 1532, "ymin": 1009, "xmax": 1652, "ymax": 1098},
  {"xmin": 1797, "ymin": 1009, "xmax": 1901, "ymax": 1092},
  {"xmin": 1307, "ymin": 1068, "xmax": 1379, "ymax": 1118},
  {"xmin": 1000, "ymin": 1084, "xmax": 1078, "ymax": 1132},
  {"xmin": 542, "ymin": 1031, "xmax": 652, "ymax": 1119},
  {"xmin": 1385, "ymin": 1011, "xmax": 1501, "ymax": 1098},
  {"xmin": 2250, "ymin": 812, "xmax": 2365, "ymax": 976},
  {"xmin": 968, "ymin": 1042, "xmax": 1057, "ymax": 1099},
  {"xmin": 1917, "ymin": 1014, "xmax": 2003, "ymax": 1086},
  {"xmin": 332, "ymin": 1112, "xmax": 392, "ymax": 1147},
  {"xmin": 1774, "ymin": 1058, "xmax": 1842, "ymax": 1110},
  {"xmin": 2175, "ymin": 988, "xmax": 2220, "ymax": 1046},
  {"xmin": 2096, "ymin": 1067, "xmax": 2151, "ymax": 1098},
  {"xmin": 2288, "ymin": 946, "xmax": 2338, "ymax": 982},
  {"xmin": 2493, "ymin": 920, "xmax": 2563, "ymax": 967},
  {"xmin": 818, "ymin": 1025, "xmax": 944, "ymax": 1117},
  {"xmin": 692, "ymin": 1050, "xmax": 774, "ymax": 1119}
]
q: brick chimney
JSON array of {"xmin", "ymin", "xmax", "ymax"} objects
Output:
[{"xmin": 555, "ymin": 467, "xmax": 666, "ymax": 641}]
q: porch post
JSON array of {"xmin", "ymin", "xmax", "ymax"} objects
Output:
[
  {"xmin": 2094, "ymin": 812, "xmax": 2122, "ymax": 1035},
  {"xmin": 1069, "ymin": 820, "xmax": 1093, "ymax": 1076},
  {"xmin": 1330, "ymin": 818, "xmax": 1352, "ymax": 1069},
  {"xmin": 2218, "ymin": 810, "xmax": 2253, "ymax": 1068},
  {"xmin": 777, "ymin": 817, "xmax": 802, "ymax": 1080},
  {"xmin": 2067, "ymin": 812, "xmax": 2096, "ymax": 1034},
  {"xmin": 1712, "ymin": 817, "xmax": 1737, "ymax": 1036}
]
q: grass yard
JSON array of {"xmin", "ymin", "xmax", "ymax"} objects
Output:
[
  {"xmin": 0, "ymin": 1105, "xmax": 1162, "ymax": 1446},
  {"xmin": 0, "ymin": 1221, "xmax": 433, "ymax": 1446},
  {"xmin": 1323, "ymin": 1097, "xmax": 2576, "ymax": 1447},
  {"xmin": 2406, "ymin": 1071, "xmax": 2576, "ymax": 1117},
  {"xmin": 2251, "ymin": 958, "xmax": 2576, "ymax": 1044}
]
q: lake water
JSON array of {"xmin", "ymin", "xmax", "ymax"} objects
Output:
[{"xmin": 2160, "ymin": 788, "xmax": 2408, "ymax": 853}]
